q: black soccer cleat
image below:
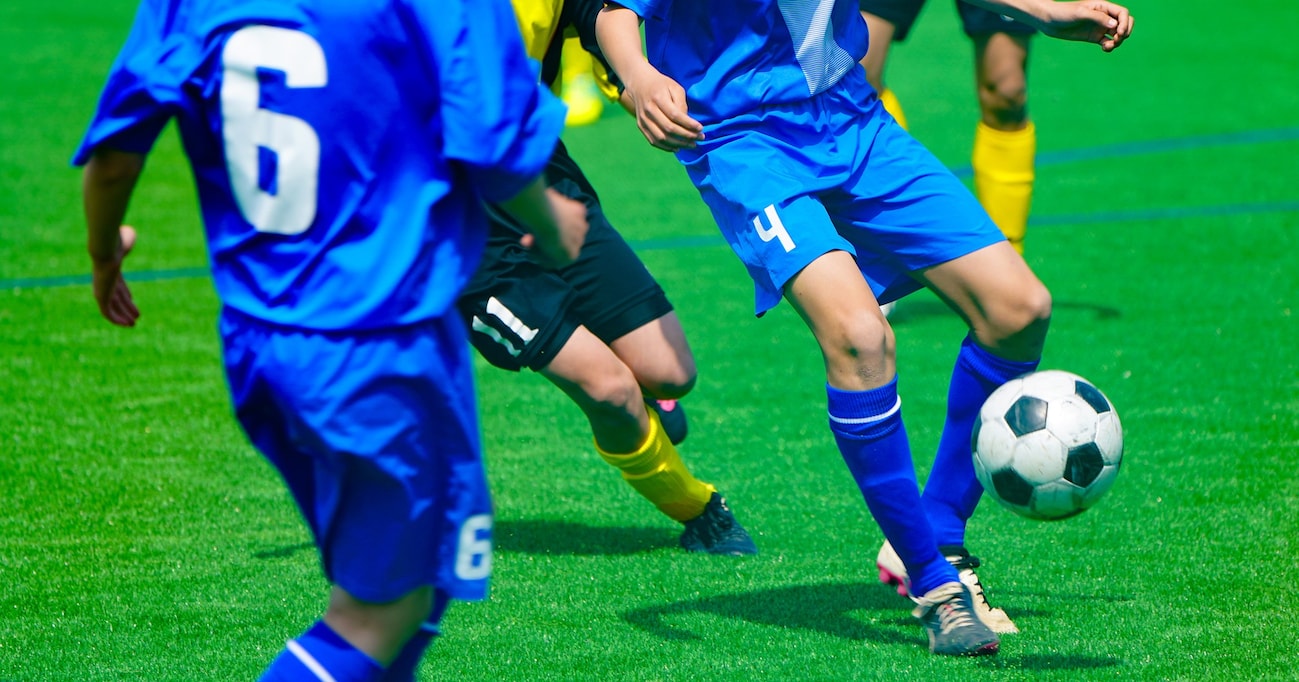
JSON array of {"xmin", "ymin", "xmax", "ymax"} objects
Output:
[
  {"xmin": 649, "ymin": 398, "xmax": 688, "ymax": 445},
  {"xmin": 679, "ymin": 493, "xmax": 757, "ymax": 556}
]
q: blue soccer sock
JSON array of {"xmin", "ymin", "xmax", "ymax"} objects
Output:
[
  {"xmin": 259, "ymin": 621, "xmax": 384, "ymax": 682},
  {"xmin": 379, "ymin": 592, "xmax": 451, "ymax": 682},
  {"xmin": 828, "ymin": 378, "xmax": 957, "ymax": 596},
  {"xmin": 923, "ymin": 335, "xmax": 1040, "ymax": 546}
]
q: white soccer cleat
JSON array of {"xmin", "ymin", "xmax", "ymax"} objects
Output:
[{"xmin": 876, "ymin": 540, "xmax": 1020, "ymax": 634}]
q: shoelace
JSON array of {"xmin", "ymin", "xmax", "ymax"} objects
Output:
[
  {"xmin": 958, "ymin": 569, "xmax": 995, "ymax": 608},
  {"xmin": 935, "ymin": 597, "xmax": 980, "ymax": 635},
  {"xmin": 946, "ymin": 551, "xmax": 998, "ymax": 609}
]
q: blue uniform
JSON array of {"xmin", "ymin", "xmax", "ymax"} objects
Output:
[
  {"xmin": 74, "ymin": 0, "xmax": 566, "ymax": 603},
  {"xmin": 614, "ymin": 0, "xmax": 1003, "ymax": 315},
  {"xmin": 621, "ymin": 0, "xmax": 868, "ymax": 125},
  {"xmin": 74, "ymin": 0, "xmax": 563, "ymax": 331}
]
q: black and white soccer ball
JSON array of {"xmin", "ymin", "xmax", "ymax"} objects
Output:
[{"xmin": 972, "ymin": 370, "xmax": 1123, "ymax": 521}]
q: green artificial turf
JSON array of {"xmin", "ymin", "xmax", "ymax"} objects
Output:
[{"xmin": 1, "ymin": 1, "xmax": 1295, "ymax": 679}]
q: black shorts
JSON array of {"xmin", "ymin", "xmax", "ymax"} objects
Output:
[
  {"xmin": 858, "ymin": 0, "xmax": 1035, "ymax": 41},
  {"xmin": 457, "ymin": 142, "xmax": 673, "ymax": 372}
]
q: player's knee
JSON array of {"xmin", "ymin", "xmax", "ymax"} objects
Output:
[
  {"xmin": 579, "ymin": 365, "xmax": 646, "ymax": 420},
  {"xmin": 326, "ymin": 585, "xmax": 434, "ymax": 656},
  {"xmin": 986, "ymin": 280, "xmax": 1052, "ymax": 344},
  {"xmin": 823, "ymin": 311, "xmax": 895, "ymax": 374},
  {"xmin": 977, "ymin": 78, "xmax": 1028, "ymax": 127},
  {"xmin": 640, "ymin": 364, "xmax": 697, "ymax": 401}
]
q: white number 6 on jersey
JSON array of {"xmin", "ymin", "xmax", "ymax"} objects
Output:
[
  {"xmin": 455, "ymin": 514, "xmax": 493, "ymax": 581},
  {"xmin": 221, "ymin": 26, "xmax": 326, "ymax": 235}
]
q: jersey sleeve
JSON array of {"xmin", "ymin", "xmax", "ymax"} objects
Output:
[
  {"xmin": 562, "ymin": 0, "xmax": 624, "ymax": 100},
  {"xmin": 70, "ymin": 1, "xmax": 185, "ymax": 166},
  {"xmin": 416, "ymin": 0, "xmax": 566, "ymax": 203}
]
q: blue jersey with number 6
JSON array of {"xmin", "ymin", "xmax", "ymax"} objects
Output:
[{"xmin": 72, "ymin": 0, "xmax": 566, "ymax": 331}]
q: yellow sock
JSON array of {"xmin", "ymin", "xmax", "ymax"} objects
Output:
[
  {"xmin": 972, "ymin": 121, "xmax": 1036, "ymax": 255},
  {"xmin": 596, "ymin": 409, "xmax": 715, "ymax": 522},
  {"xmin": 560, "ymin": 36, "xmax": 603, "ymax": 127},
  {"xmin": 879, "ymin": 87, "xmax": 909, "ymax": 131}
]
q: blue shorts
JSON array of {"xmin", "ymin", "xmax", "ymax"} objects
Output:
[
  {"xmin": 678, "ymin": 67, "xmax": 1003, "ymax": 316},
  {"xmin": 220, "ymin": 309, "xmax": 493, "ymax": 604}
]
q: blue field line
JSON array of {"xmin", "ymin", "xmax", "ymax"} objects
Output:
[
  {"xmin": 948, "ymin": 126, "xmax": 1299, "ymax": 179},
  {"xmin": 1029, "ymin": 200, "xmax": 1299, "ymax": 227},
  {"xmin": 5, "ymin": 128, "xmax": 1298, "ymax": 292},
  {"xmin": 1, "ymin": 266, "xmax": 210, "ymax": 291}
]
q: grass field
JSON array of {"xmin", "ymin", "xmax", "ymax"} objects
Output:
[{"xmin": 2, "ymin": 1, "xmax": 1297, "ymax": 680}]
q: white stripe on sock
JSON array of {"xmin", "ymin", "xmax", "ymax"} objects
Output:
[
  {"xmin": 286, "ymin": 639, "xmax": 339, "ymax": 682},
  {"xmin": 828, "ymin": 396, "xmax": 902, "ymax": 425}
]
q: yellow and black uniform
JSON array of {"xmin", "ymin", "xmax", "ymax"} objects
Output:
[{"xmin": 456, "ymin": 0, "xmax": 718, "ymax": 524}]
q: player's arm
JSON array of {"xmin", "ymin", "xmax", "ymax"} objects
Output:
[
  {"xmin": 963, "ymin": 0, "xmax": 1133, "ymax": 51},
  {"xmin": 595, "ymin": 3, "xmax": 702, "ymax": 152},
  {"xmin": 82, "ymin": 147, "xmax": 144, "ymax": 327},
  {"xmin": 499, "ymin": 176, "xmax": 589, "ymax": 269}
]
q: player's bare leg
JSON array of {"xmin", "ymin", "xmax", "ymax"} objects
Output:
[
  {"xmin": 609, "ymin": 312, "xmax": 696, "ymax": 444},
  {"xmin": 894, "ymin": 242, "xmax": 1049, "ymax": 635},
  {"xmin": 858, "ymin": 12, "xmax": 897, "ymax": 94},
  {"xmin": 785, "ymin": 250, "xmax": 996, "ymax": 654},
  {"xmin": 784, "ymin": 250, "xmax": 895, "ymax": 390},
  {"xmin": 971, "ymin": 32, "xmax": 1034, "ymax": 255},
  {"xmin": 543, "ymin": 325, "xmax": 649, "ymax": 453},
  {"xmin": 608, "ymin": 311, "xmax": 697, "ymax": 401},
  {"xmin": 541, "ymin": 326, "xmax": 755, "ymax": 554},
  {"xmin": 917, "ymin": 241, "xmax": 1050, "ymax": 359},
  {"xmin": 323, "ymin": 585, "xmax": 433, "ymax": 665}
]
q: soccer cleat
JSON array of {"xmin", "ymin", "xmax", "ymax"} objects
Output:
[
  {"xmin": 912, "ymin": 582, "xmax": 1000, "ymax": 656},
  {"xmin": 649, "ymin": 398, "xmax": 688, "ymax": 445},
  {"xmin": 877, "ymin": 541, "xmax": 1020, "ymax": 634},
  {"xmin": 679, "ymin": 493, "xmax": 758, "ymax": 556}
]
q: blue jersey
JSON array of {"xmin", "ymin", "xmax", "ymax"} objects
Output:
[
  {"xmin": 613, "ymin": 0, "xmax": 869, "ymax": 123},
  {"xmin": 73, "ymin": 0, "xmax": 566, "ymax": 331}
]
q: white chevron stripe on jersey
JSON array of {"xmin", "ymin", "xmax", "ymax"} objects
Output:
[{"xmin": 777, "ymin": 0, "xmax": 859, "ymax": 95}]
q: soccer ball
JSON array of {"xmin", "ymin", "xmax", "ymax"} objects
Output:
[{"xmin": 971, "ymin": 370, "xmax": 1123, "ymax": 521}]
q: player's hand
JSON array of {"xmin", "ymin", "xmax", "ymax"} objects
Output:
[
  {"xmin": 523, "ymin": 190, "xmax": 588, "ymax": 269},
  {"xmin": 91, "ymin": 224, "xmax": 139, "ymax": 327},
  {"xmin": 1039, "ymin": 1, "xmax": 1134, "ymax": 52},
  {"xmin": 621, "ymin": 68, "xmax": 704, "ymax": 152}
]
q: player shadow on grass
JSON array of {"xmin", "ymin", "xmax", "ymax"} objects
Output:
[
  {"xmin": 253, "ymin": 542, "xmax": 315, "ymax": 559},
  {"xmin": 623, "ymin": 582, "xmax": 1122, "ymax": 671},
  {"xmin": 891, "ymin": 297, "xmax": 1120, "ymax": 322},
  {"xmin": 494, "ymin": 519, "xmax": 680, "ymax": 556}
]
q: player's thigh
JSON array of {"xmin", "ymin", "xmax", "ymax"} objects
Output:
[
  {"xmin": 858, "ymin": 11, "xmax": 900, "ymax": 88},
  {"xmin": 607, "ymin": 311, "xmax": 696, "ymax": 398},
  {"xmin": 915, "ymin": 241, "xmax": 1051, "ymax": 354},
  {"xmin": 555, "ymin": 206, "xmax": 695, "ymax": 392},
  {"xmin": 785, "ymin": 250, "xmax": 896, "ymax": 386},
  {"xmin": 539, "ymin": 325, "xmax": 643, "ymax": 409}
]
